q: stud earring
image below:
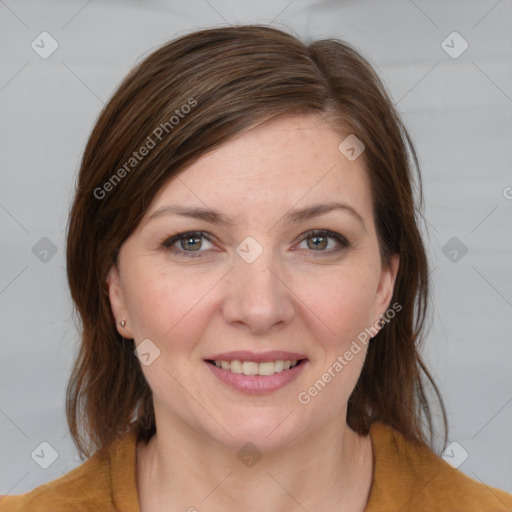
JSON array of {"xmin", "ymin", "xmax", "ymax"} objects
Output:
[
  {"xmin": 120, "ymin": 319, "xmax": 126, "ymax": 327},
  {"xmin": 379, "ymin": 314, "xmax": 389, "ymax": 327}
]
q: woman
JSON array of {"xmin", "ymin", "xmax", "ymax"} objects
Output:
[{"xmin": 1, "ymin": 25, "xmax": 510, "ymax": 512}]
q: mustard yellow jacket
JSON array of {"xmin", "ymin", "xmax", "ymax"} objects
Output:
[{"xmin": 1, "ymin": 421, "xmax": 511, "ymax": 511}]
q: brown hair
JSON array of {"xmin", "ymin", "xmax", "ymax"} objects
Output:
[{"xmin": 66, "ymin": 24, "xmax": 448, "ymax": 459}]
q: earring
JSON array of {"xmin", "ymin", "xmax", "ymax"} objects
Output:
[
  {"xmin": 379, "ymin": 314, "xmax": 389, "ymax": 327},
  {"xmin": 120, "ymin": 319, "xmax": 126, "ymax": 327}
]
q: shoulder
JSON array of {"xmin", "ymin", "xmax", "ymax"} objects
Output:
[
  {"xmin": 367, "ymin": 421, "xmax": 512, "ymax": 512},
  {"xmin": 0, "ymin": 430, "xmax": 138, "ymax": 512}
]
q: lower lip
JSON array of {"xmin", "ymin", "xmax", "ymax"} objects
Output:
[{"xmin": 205, "ymin": 361, "xmax": 307, "ymax": 395}]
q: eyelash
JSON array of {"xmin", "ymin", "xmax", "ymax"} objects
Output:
[{"xmin": 161, "ymin": 230, "xmax": 350, "ymax": 258}]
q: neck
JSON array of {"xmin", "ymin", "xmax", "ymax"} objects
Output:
[{"xmin": 136, "ymin": 414, "xmax": 374, "ymax": 512}]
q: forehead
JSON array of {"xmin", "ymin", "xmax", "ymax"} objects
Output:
[{"xmin": 148, "ymin": 114, "xmax": 373, "ymax": 223}]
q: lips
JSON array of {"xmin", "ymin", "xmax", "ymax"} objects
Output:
[
  {"xmin": 204, "ymin": 350, "xmax": 308, "ymax": 394},
  {"xmin": 204, "ymin": 351, "xmax": 308, "ymax": 376}
]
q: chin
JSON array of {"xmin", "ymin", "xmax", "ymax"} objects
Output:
[{"xmin": 201, "ymin": 407, "xmax": 307, "ymax": 454}]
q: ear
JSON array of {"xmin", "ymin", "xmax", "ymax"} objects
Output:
[
  {"xmin": 374, "ymin": 252, "xmax": 400, "ymax": 323},
  {"xmin": 105, "ymin": 264, "xmax": 133, "ymax": 339}
]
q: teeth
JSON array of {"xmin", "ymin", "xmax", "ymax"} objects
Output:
[
  {"xmin": 211, "ymin": 359, "xmax": 301, "ymax": 375},
  {"xmin": 230, "ymin": 360, "xmax": 243, "ymax": 374},
  {"xmin": 258, "ymin": 362, "xmax": 275, "ymax": 376},
  {"xmin": 242, "ymin": 362, "xmax": 259, "ymax": 375}
]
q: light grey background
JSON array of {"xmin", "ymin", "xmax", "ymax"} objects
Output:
[{"xmin": 1, "ymin": 0, "xmax": 511, "ymax": 497}]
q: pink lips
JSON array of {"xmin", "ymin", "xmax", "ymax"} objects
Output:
[{"xmin": 204, "ymin": 351, "xmax": 308, "ymax": 395}]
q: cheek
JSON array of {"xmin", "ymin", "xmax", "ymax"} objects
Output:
[
  {"xmin": 300, "ymin": 260, "xmax": 380, "ymax": 348},
  {"xmin": 293, "ymin": 265, "xmax": 379, "ymax": 414},
  {"xmin": 122, "ymin": 262, "xmax": 222, "ymax": 344}
]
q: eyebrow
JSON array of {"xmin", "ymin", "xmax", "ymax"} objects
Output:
[{"xmin": 146, "ymin": 201, "xmax": 366, "ymax": 230}]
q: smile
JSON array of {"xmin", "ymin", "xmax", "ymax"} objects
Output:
[
  {"xmin": 207, "ymin": 359, "xmax": 303, "ymax": 376},
  {"xmin": 205, "ymin": 358, "xmax": 308, "ymax": 394}
]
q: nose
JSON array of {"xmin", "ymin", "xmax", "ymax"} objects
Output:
[{"xmin": 222, "ymin": 249, "xmax": 295, "ymax": 335}]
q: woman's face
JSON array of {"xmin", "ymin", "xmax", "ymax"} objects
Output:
[{"xmin": 107, "ymin": 114, "xmax": 399, "ymax": 451}]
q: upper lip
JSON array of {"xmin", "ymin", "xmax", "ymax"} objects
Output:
[{"xmin": 205, "ymin": 351, "xmax": 308, "ymax": 363}]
